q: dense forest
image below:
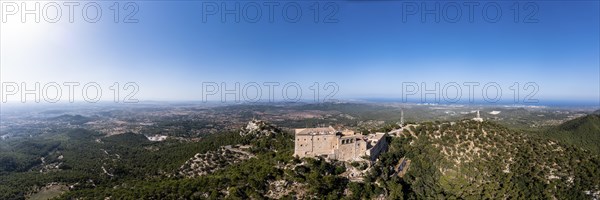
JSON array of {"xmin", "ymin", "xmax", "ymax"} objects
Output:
[
  {"xmin": 0, "ymin": 129, "xmax": 246, "ymax": 199},
  {"xmin": 534, "ymin": 114, "xmax": 600, "ymax": 153}
]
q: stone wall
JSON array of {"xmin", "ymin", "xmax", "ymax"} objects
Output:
[
  {"xmin": 294, "ymin": 134, "xmax": 337, "ymax": 157},
  {"xmin": 294, "ymin": 129, "xmax": 388, "ymax": 161},
  {"xmin": 367, "ymin": 137, "xmax": 388, "ymax": 160}
]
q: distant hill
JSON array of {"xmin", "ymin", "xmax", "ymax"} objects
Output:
[
  {"xmin": 558, "ymin": 114, "xmax": 600, "ymax": 132},
  {"xmin": 542, "ymin": 114, "xmax": 600, "ymax": 153},
  {"xmin": 52, "ymin": 114, "xmax": 93, "ymax": 125},
  {"xmin": 593, "ymin": 109, "xmax": 600, "ymax": 115}
]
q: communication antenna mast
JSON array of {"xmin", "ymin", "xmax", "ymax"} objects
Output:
[{"xmin": 400, "ymin": 109, "xmax": 404, "ymax": 127}]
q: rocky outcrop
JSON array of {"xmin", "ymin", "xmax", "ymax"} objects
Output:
[
  {"xmin": 178, "ymin": 145, "xmax": 254, "ymax": 178},
  {"xmin": 239, "ymin": 120, "xmax": 281, "ymax": 137}
]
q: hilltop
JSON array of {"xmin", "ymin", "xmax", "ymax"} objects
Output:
[
  {"xmin": 53, "ymin": 120, "xmax": 600, "ymax": 199},
  {"xmin": 385, "ymin": 120, "xmax": 600, "ymax": 199},
  {"xmin": 2, "ymin": 108, "xmax": 599, "ymax": 199},
  {"xmin": 537, "ymin": 114, "xmax": 600, "ymax": 153},
  {"xmin": 240, "ymin": 119, "xmax": 283, "ymax": 137}
]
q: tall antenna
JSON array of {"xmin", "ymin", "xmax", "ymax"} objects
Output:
[{"xmin": 400, "ymin": 109, "xmax": 404, "ymax": 127}]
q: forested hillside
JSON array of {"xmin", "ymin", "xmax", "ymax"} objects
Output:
[
  {"xmin": 388, "ymin": 120, "xmax": 600, "ymax": 199},
  {"xmin": 0, "ymin": 129, "xmax": 246, "ymax": 199},
  {"xmin": 1, "ymin": 117, "xmax": 599, "ymax": 199},
  {"xmin": 536, "ymin": 114, "xmax": 600, "ymax": 153},
  {"xmin": 61, "ymin": 120, "xmax": 600, "ymax": 199}
]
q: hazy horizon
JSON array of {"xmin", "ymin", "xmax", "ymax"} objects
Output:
[{"xmin": 1, "ymin": 1, "xmax": 599, "ymax": 104}]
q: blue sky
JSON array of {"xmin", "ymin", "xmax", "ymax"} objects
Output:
[{"xmin": 1, "ymin": 0, "xmax": 599, "ymax": 105}]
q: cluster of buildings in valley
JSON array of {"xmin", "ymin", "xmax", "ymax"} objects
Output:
[{"xmin": 293, "ymin": 126, "xmax": 388, "ymax": 161}]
